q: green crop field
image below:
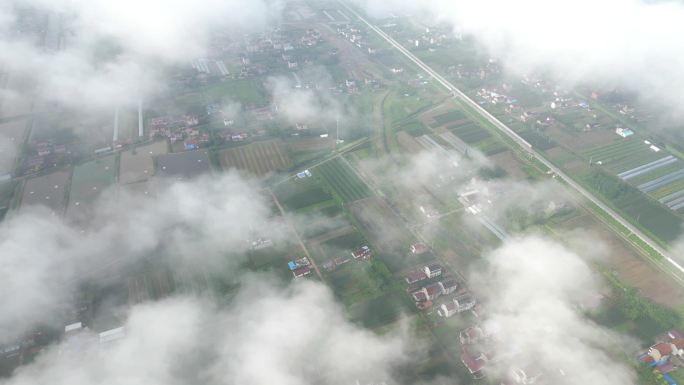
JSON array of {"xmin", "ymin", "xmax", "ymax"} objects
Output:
[
  {"xmin": 348, "ymin": 291, "xmax": 413, "ymax": 329},
  {"xmin": 625, "ymin": 162, "xmax": 684, "ymax": 187},
  {"xmin": 450, "ymin": 122, "xmax": 491, "ymax": 144},
  {"xmin": 327, "ymin": 261, "xmax": 386, "ymax": 306},
  {"xmin": 384, "ymin": 90, "xmax": 435, "ymax": 124},
  {"xmin": 584, "ymin": 169, "xmax": 682, "ymax": 243},
  {"xmin": 518, "ymin": 129, "xmax": 557, "ymax": 151},
  {"xmin": 201, "ymin": 78, "xmax": 267, "ymax": 106},
  {"xmin": 583, "ymin": 138, "xmax": 664, "ymax": 174},
  {"xmin": 652, "ymin": 179, "xmax": 684, "ymax": 200},
  {"xmin": 315, "ymin": 158, "xmax": 371, "ymax": 203},
  {"xmin": 475, "ymin": 136, "xmax": 507, "ymax": 156},
  {"xmin": 431, "ymin": 110, "xmax": 466, "ymax": 126},
  {"xmin": 321, "ymin": 231, "xmax": 367, "ymax": 258},
  {"xmin": 399, "ymin": 120, "xmax": 429, "ymax": 137},
  {"xmin": 273, "ymin": 177, "xmax": 333, "ymax": 211},
  {"xmin": 69, "ymin": 156, "xmax": 117, "ymax": 205}
]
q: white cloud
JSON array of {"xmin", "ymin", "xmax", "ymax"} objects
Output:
[
  {"xmin": 0, "ymin": 173, "xmax": 286, "ymax": 341},
  {"xmin": 4, "ymin": 279, "xmax": 407, "ymax": 385},
  {"xmin": 357, "ymin": 0, "xmax": 684, "ymax": 117},
  {"xmin": 470, "ymin": 236, "xmax": 637, "ymax": 383}
]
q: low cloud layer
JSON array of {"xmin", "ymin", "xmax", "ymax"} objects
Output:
[
  {"xmin": 471, "ymin": 236, "xmax": 637, "ymax": 383},
  {"xmin": 0, "ymin": 0, "xmax": 283, "ymax": 111},
  {"xmin": 267, "ymin": 67, "xmax": 352, "ymax": 128},
  {"xmin": 359, "ymin": 0, "xmax": 684, "ymax": 119},
  {"xmin": 3, "ymin": 279, "xmax": 407, "ymax": 385},
  {"xmin": 0, "ymin": 173, "xmax": 285, "ymax": 341}
]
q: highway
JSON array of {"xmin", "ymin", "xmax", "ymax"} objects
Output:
[{"xmin": 338, "ymin": 1, "xmax": 684, "ymax": 280}]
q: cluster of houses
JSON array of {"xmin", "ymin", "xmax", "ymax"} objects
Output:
[
  {"xmin": 288, "ymin": 257, "xmax": 312, "ymax": 278},
  {"xmin": 405, "ymin": 26, "xmax": 449, "ymax": 50},
  {"xmin": 22, "ymin": 140, "xmax": 71, "ymax": 175},
  {"xmin": 148, "ymin": 115, "xmax": 210, "ymax": 150},
  {"xmin": 639, "ymin": 329, "xmax": 684, "ymax": 379},
  {"xmin": 321, "ymin": 245, "xmax": 372, "ymax": 272},
  {"xmin": 403, "ymin": 259, "xmax": 477, "ymax": 315},
  {"xmin": 337, "ymin": 24, "xmax": 368, "ymax": 51},
  {"xmin": 288, "ymin": 245, "xmax": 374, "ymax": 278},
  {"xmin": 458, "ymin": 324, "xmax": 562, "ymax": 383},
  {"xmin": 449, "ymin": 59, "xmax": 501, "ymax": 82}
]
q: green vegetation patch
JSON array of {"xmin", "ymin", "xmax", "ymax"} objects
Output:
[
  {"xmin": 450, "ymin": 122, "xmax": 491, "ymax": 144},
  {"xmin": 348, "ymin": 291, "xmax": 414, "ymax": 329},
  {"xmin": 69, "ymin": 156, "xmax": 117, "ymax": 204},
  {"xmin": 201, "ymin": 78, "xmax": 267, "ymax": 106},
  {"xmin": 315, "ymin": 158, "xmax": 371, "ymax": 203},
  {"xmin": 321, "ymin": 231, "xmax": 367, "ymax": 256},
  {"xmin": 273, "ymin": 178, "xmax": 334, "ymax": 211},
  {"xmin": 518, "ymin": 129, "xmax": 557, "ymax": 151},
  {"xmin": 593, "ymin": 268, "xmax": 683, "ymax": 342},
  {"xmin": 399, "ymin": 120, "xmax": 429, "ymax": 137},
  {"xmin": 432, "ymin": 110, "xmax": 466, "ymax": 126},
  {"xmin": 584, "ymin": 169, "xmax": 682, "ymax": 243}
]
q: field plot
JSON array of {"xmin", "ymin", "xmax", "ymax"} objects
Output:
[
  {"xmin": 398, "ymin": 120, "xmax": 429, "ymax": 137},
  {"xmin": 348, "ymin": 291, "xmax": 413, "ymax": 329},
  {"xmin": 583, "ymin": 138, "xmax": 664, "ymax": 174},
  {"xmin": 157, "ymin": 150, "xmax": 211, "ymax": 179},
  {"xmin": 382, "ymin": 87, "xmax": 438, "ymax": 128},
  {"xmin": 423, "ymin": 214, "xmax": 499, "ymax": 266},
  {"xmin": 319, "ymin": 230, "xmax": 367, "ymax": 261},
  {"xmin": 327, "ymin": 261, "xmax": 385, "ymax": 306},
  {"xmin": 119, "ymin": 141, "xmax": 168, "ymax": 184},
  {"xmin": 584, "ymin": 170, "xmax": 682, "ymax": 243},
  {"xmin": 617, "ymin": 155, "xmax": 678, "ymax": 181},
  {"xmin": 636, "ymin": 169, "xmax": 684, "ymax": 193},
  {"xmin": 518, "ymin": 129, "xmax": 557, "ymax": 151},
  {"xmin": 219, "ymin": 140, "xmax": 291, "ymax": 176},
  {"xmin": 449, "ymin": 121, "xmax": 491, "ymax": 144},
  {"xmin": 21, "ymin": 170, "xmax": 70, "ymax": 214},
  {"xmin": 201, "ymin": 78, "xmax": 267, "ymax": 107},
  {"xmin": 247, "ymin": 241, "xmax": 305, "ymax": 282},
  {"xmin": 552, "ymin": 213, "xmax": 684, "ymax": 307},
  {"xmin": 66, "ymin": 156, "xmax": 117, "ymax": 223},
  {"xmin": 430, "ymin": 110, "xmax": 466, "ymax": 126},
  {"xmin": 273, "ymin": 177, "xmax": 333, "ymax": 211},
  {"xmin": 347, "ymin": 197, "xmax": 416, "ymax": 272},
  {"xmin": 0, "ymin": 119, "xmax": 26, "ymax": 172},
  {"xmin": 315, "ymin": 158, "xmax": 370, "ymax": 203},
  {"xmin": 120, "ymin": 179, "xmax": 158, "ymax": 198}
]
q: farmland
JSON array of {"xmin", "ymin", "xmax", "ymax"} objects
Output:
[
  {"xmin": 201, "ymin": 78, "xmax": 267, "ymax": 107},
  {"xmin": 314, "ymin": 157, "xmax": 370, "ymax": 203},
  {"xmin": 0, "ymin": 119, "xmax": 26, "ymax": 172},
  {"xmin": 21, "ymin": 170, "xmax": 70, "ymax": 214},
  {"xmin": 450, "ymin": 122, "xmax": 491, "ymax": 144},
  {"xmin": 583, "ymin": 138, "xmax": 665, "ymax": 174},
  {"xmin": 273, "ymin": 176, "xmax": 333, "ymax": 211},
  {"xmin": 119, "ymin": 140, "xmax": 168, "ymax": 184},
  {"xmin": 431, "ymin": 110, "xmax": 467, "ymax": 126},
  {"xmin": 157, "ymin": 150, "xmax": 211, "ymax": 179},
  {"xmin": 66, "ymin": 156, "xmax": 117, "ymax": 223},
  {"xmin": 319, "ymin": 230, "xmax": 367, "ymax": 260},
  {"xmin": 347, "ymin": 197, "xmax": 416, "ymax": 272},
  {"xmin": 219, "ymin": 140, "xmax": 291, "ymax": 176},
  {"xmin": 584, "ymin": 169, "xmax": 682, "ymax": 243},
  {"xmin": 68, "ymin": 156, "xmax": 117, "ymax": 205}
]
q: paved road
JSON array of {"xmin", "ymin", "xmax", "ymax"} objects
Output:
[{"xmin": 338, "ymin": 1, "xmax": 684, "ymax": 278}]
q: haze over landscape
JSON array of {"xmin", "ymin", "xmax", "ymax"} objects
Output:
[{"xmin": 1, "ymin": 0, "xmax": 684, "ymax": 384}]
